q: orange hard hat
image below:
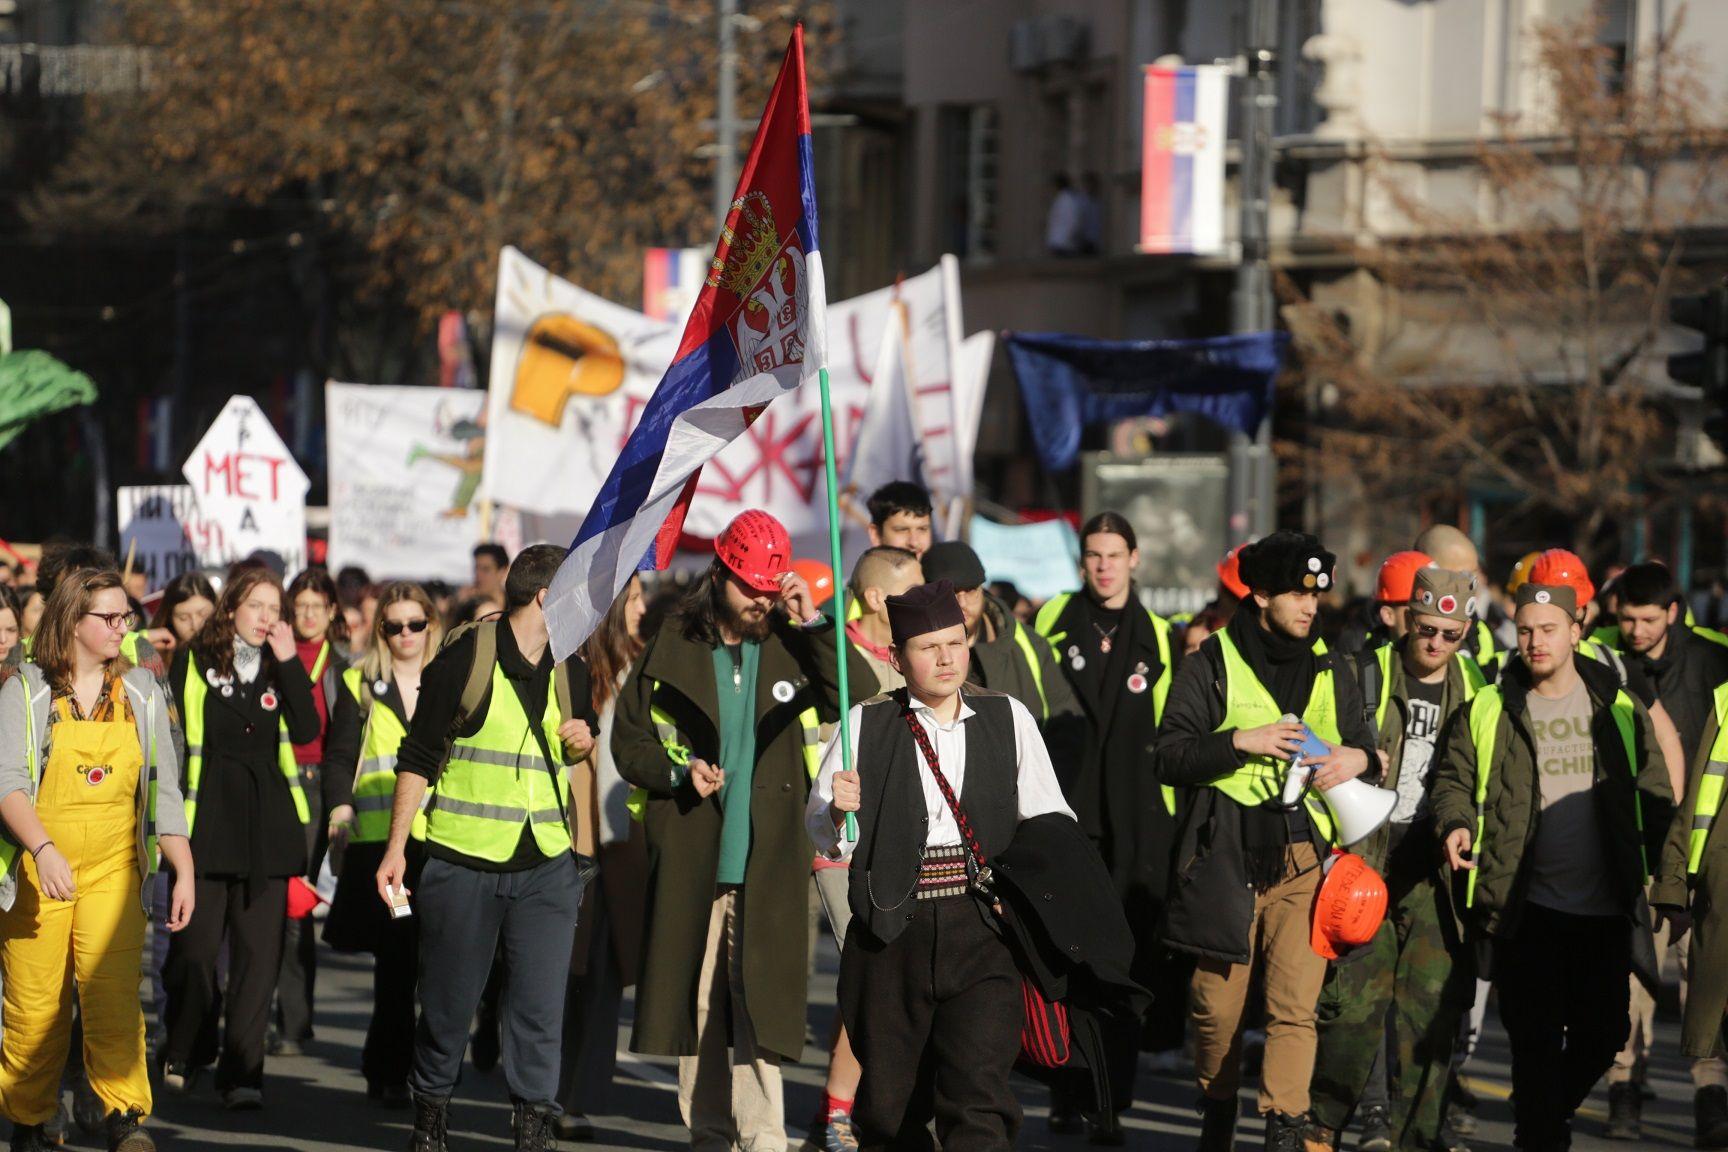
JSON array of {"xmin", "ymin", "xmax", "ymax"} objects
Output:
[
  {"xmin": 715, "ymin": 510, "xmax": 793, "ymax": 594},
  {"xmin": 1506, "ymin": 550, "xmax": 1544, "ymax": 594},
  {"xmin": 1529, "ymin": 548, "xmax": 1594, "ymax": 606},
  {"xmin": 1217, "ymin": 544, "xmax": 1250, "ymax": 601},
  {"xmin": 1310, "ymin": 850, "xmax": 1389, "ymax": 960},
  {"xmin": 1375, "ymin": 550, "xmax": 1433, "ymax": 605},
  {"xmin": 791, "ymin": 558, "xmax": 834, "ymax": 600}
]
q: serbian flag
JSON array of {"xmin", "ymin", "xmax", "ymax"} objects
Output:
[
  {"xmin": 545, "ymin": 27, "xmax": 826, "ymax": 660},
  {"xmin": 1140, "ymin": 64, "xmax": 1228, "ymax": 256}
]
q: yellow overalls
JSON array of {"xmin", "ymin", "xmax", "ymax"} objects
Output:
[{"xmin": 0, "ymin": 684, "xmax": 153, "ymax": 1123}]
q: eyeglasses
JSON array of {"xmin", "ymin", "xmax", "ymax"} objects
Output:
[
  {"xmin": 383, "ymin": 619, "xmax": 430, "ymax": 637},
  {"xmin": 293, "ymin": 602, "xmax": 333, "ymax": 617},
  {"xmin": 1413, "ymin": 623, "xmax": 1466, "ymax": 644},
  {"xmin": 84, "ymin": 611, "xmax": 139, "ymax": 632}
]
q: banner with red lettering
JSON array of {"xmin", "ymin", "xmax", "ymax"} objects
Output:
[{"xmin": 181, "ymin": 395, "xmax": 311, "ymax": 575}]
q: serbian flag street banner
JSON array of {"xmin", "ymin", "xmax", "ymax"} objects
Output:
[
  {"xmin": 1140, "ymin": 64, "xmax": 1228, "ymax": 256},
  {"xmin": 545, "ymin": 27, "xmax": 826, "ymax": 660}
]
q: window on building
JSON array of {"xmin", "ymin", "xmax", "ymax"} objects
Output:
[{"xmin": 939, "ymin": 104, "xmax": 999, "ymax": 262}]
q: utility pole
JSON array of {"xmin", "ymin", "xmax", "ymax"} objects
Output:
[
  {"xmin": 714, "ymin": 0, "xmax": 739, "ymax": 229},
  {"xmin": 1232, "ymin": 0, "xmax": 1279, "ymax": 538}
]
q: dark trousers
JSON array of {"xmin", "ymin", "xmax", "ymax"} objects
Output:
[
  {"xmin": 364, "ymin": 911, "xmax": 420, "ymax": 1089},
  {"xmin": 162, "ymin": 877, "xmax": 288, "ymax": 1091},
  {"xmin": 1494, "ymin": 904, "xmax": 1632, "ymax": 1152},
  {"xmin": 409, "ymin": 852, "xmax": 584, "ymax": 1107},
  {"xmin": 274, "ymin": 768, "xmax": 322, "ymax": 1042},
  {"xmin": 840, "ymin": 895, "xmax": 1023, "ymax": 1152},
  {"xmin": 558, "ymin": 879, "xmax": 625, "ymax": 1118}
]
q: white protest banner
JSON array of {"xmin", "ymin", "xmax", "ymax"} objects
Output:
[
  {"xmin": 968, "ymin": 515, "xmax": 1081, "ymax": 602},
  {"xmin": 181, "ymin": 395, "xmax": 310, "ymax": 574},
  {"xmin": 482, "ymin": 248, "xmax": 978, "ymax": 550},
  {"xmin": 116, "ymin": 485, "xmax": 221, "ymax": 592},
  {"xmin": 326, "ymin": 383, "xmax": 485, "ymax": 583}
]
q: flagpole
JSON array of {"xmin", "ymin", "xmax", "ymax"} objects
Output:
[{"xmin": 817, "ymin": 366, "xmax": 857, "ymax": 842}]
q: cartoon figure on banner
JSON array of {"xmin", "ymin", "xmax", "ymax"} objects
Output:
[
  {"xmin": 407, "ymin": 400, "xmax": 487, "ymax": 518},
  {"xmin": 510, "ymin": 314, "xmax": 627, "ymax": 427}
]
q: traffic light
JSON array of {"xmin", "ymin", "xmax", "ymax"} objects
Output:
[{"xmin": 1670, "ymin": 283, "xmax": 1728, "ymax": 450}]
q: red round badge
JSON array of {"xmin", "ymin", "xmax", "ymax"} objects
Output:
[
  {"xmin": 260, "ymin": 690, "xmax": 279, "ymax": 712},
  {"xmin": 86, "ymin": 767, "xmax": 106, "ymax": 786},
  {"xmin": 1127, "ymin": 673, "xmax": 1148, "ymax": 695},
  {"xmin": 1438, "ymin": 595, "xmax": 1458, "ymax": 615}
]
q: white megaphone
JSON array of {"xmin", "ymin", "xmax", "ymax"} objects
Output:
[{"xmin": 1279, "ymin": 715, "xmax": 1399, "ymax": 849}]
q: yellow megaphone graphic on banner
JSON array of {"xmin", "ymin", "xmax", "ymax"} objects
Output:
[{"xmin": 509, "ymin": 314, "xmax": 627, "ymax": 427}]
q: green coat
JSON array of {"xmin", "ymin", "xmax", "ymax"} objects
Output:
[
  {"xmin": 611, "ymin": 613, "xmax": 875, "ymax": 1061},
  {"xmin": 1652, "ymin": 706, "xmax": 1728, "ymax": 1059},
  {"xmin": 1430, "ymin": 655, "xmax": 1672, "ymax": 940}
]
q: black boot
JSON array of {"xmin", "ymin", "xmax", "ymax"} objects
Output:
[
  {"xmin": 1356, "ymin": 1103, "xmax": 1392, "ymax": 1152},
  {"xmin": 104, "ymin": 1108, "xmax": 155, "ymax": 1152},
  {"xmin": 1698, "ymin": 1086, "xmax": 1728, "ymax": 1150},
  {"xmin": 1263, "ymin": 1111, "xmax": 1306, "ymax": 1152},
  {"xmin": 1197, "ymin": 1095, "xmax": 1237, "ymax": 1152},
  {"xmin": 513, "ymin": 1102, "xmax": 559, "ymax": 1152},
  {"xmin": 1607, "ymin": 1082, "xmax": 1642, "ymax": 1140},
  {"xmin": 7, "ymin": 1125, "xmax": 54, "ymax": 1152},
  {"xmin": 409, "ymin": 1094, "xmax": 450, "ymax": 1152}
]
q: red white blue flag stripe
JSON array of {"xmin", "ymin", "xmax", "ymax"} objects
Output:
[
  {"xmin": 546, "ymin": 27, "xmax": 826, "ymax": 660},
  {"xmin": 1140, "ymin": 65, "xmax": 1227, "ymax": 256}
]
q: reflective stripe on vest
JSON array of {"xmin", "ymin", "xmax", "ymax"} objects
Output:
[
  {"xmin": 425, "ymin": 663, "xmax": 570, "ymax": 862},
  {"xmin": 341, "ymin": 667, "xmax": 427, "ymax": 844},
  {"xmin": 627, "ymin": 682, "xmax": 820, "ymax": 822},
  {"xmin": 1371, "ymin": 644, "xmax": 1485, "ymax": 733},
  {"xmin": 1212, "ymin": 629, "xmax": 1338, "ymax": 842},
  {"xmin": 1689, "ymin": 683, "xmax": 1728, "ymax": 874},
  {"xmin": 180, "ymin": 653, "xmax": 310, "ymax": 835},
  {"xmin": 1465, "ymin": 685, "xmax": 1643, "ymax": 906}
]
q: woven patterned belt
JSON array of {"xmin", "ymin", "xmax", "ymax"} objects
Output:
[{"xmin": 915, "ymin": 844, "xmax": 970, "ymax": 901}]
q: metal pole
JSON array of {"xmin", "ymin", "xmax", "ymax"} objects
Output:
[
  {"xmin": 715, "ymin": 0, "xmax": 739, "ymax": 229},
  {"xmin": 1233, "ymin": 0, "xmax": 1279, "ymax": 538}
]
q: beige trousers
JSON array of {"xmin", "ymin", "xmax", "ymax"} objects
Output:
[
  {"xmin": 677, "ymin": 887, "xmax": 786, "ymax": 1152},
  {"xmin": 1611, "ymin": 912, "xmax": 1728, "ymax": 1090},
  {"xmin": 1191, "ymin": 841, "xmax": 1330, "ymax": 1117}
]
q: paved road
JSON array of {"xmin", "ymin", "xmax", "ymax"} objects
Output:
[{"xmin": 110, "ymin": 933, "xmax": 1695, "ymax": 1151}]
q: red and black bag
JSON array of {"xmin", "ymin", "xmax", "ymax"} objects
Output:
[{"xmin": 902, "ymin": 711, "xmax": 1072, "ymax": 1068}]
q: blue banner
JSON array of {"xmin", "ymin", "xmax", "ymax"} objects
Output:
[{"xmin": 1003, "ymin": 330, "xmax": 1288, "ymax": 472}]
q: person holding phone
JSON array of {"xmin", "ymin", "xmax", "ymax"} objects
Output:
[
  {"xmin": 159, "ymin": 567, "xmax": 321, "ymax": 1110},
  {"xmin": 1155, "ymin": 531, "xmax": 1379, "ymax": 1152}
]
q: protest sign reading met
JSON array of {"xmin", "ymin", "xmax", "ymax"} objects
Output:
[{"xmin": 182, "ymin": 395, "xmax": 310, "ymax": 574}]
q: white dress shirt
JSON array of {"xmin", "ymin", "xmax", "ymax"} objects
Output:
[{"xmin": 806, "ymin": 692, "xmax": 1076, "ymax": 862}]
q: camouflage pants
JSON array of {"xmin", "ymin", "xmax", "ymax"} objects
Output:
[{"xmin": 1311, "ymin": 862, "xmax": 1474, "ymax": 1150}]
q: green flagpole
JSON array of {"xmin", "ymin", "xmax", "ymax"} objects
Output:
[{"xmin": 816, "ymin": 366, "xmax": 857, "ymax": 842}]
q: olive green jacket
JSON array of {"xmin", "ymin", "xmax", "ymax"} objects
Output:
[{"xmin": 1430, "ymin": 655, "xmax": 1672, "ymax": 940}]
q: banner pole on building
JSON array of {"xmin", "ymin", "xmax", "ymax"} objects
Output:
[{"xmin": 817, "ymin": 365, "xmax": 857, "ymax": 843}]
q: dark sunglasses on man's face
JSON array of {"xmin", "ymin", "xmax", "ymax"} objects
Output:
[
  {"xmin": 383, "ymin": 619, "xmax": 430, "ymax": 637},
  {"xmin": 1413, "ymin": 623, "xmax": 1465, "ymax": 645}
]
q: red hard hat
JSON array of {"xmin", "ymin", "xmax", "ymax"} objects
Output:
[
  {"xmin": 286, "ymin": 876, "xmax": 324, "ymax": 920},
  {"xmin": 715, "ymin": 510, "xmax": 792, "ymax": 594},
  {"xmin": 791, "ymin": 558, "xmax": 834, "ymax": 600},
  {"xmin": 1310, "ymin": 850, "xmax": 1388, "ymax": 960},
  {"xmin": 1529, "ymin": 548, "xmax": 1594, "ymax": 606},
  {"xmin": 1217, "ymin": 545, "xmax": 1250, "ymax": 601},
  {"xmin": 1376, "ymin": 550, "xmax": 1434, "ymax": 605}
]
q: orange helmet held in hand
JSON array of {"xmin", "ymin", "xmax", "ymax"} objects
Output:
[{"xmin": 1310, "ymin": 850, "xmax": 1389, "ymax": 960}]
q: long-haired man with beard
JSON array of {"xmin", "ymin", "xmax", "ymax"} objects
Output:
[{"xmin": 613, "ymin": 511, "xmax": 878, "ymax": 1151}]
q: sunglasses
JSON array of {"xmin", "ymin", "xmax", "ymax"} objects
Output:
[
  {"xmin": 1413, "ymin": 623, "xmax": 1466, "ymax": 645},
  {"xmin": 382, "ymin": 619, "xmax": 430, "ymax": 637}
]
